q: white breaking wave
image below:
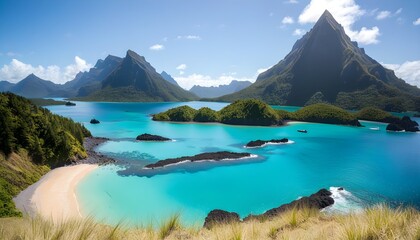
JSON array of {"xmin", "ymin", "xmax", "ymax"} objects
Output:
[{"xmin": 322, "ymin": 187, "xmax": 364, "ymax": 214}]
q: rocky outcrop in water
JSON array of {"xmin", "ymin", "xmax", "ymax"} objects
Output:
[
  {"xmin": 203, "ymin": 188, "xmax": 334, "ymax": 227},
  {"xmin": 136, "ymin": 133, "xmax": 171, "ymax": 141},
  {"xmin": 90, "ymin": 119, "xmax": 100, "ymax": 124},
  {"xmin": 386, "ymin": 116, "xmax": 419, "ymax": 132},
  {"xmin": 144, "ymin": 151, "xmax": 252, "ymax": 169},
  {"xmin": 203, "ymin": 210, "xmax": 240, "ymax": 229},
  {"xmin": 244, "ymin": 188, "xmax": 334, "ymax": 221},
  {"xmin": 65, "ymin": 101, "xmax": 76, "ymax": 106},
  {"xmin": 245, "ymin": 138, "xmax": 289, "ymax": 148}
]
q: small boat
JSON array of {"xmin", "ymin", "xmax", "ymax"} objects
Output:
[
  {"xmin": 369, "ymin": 127, "xmax": 380, "ymax": 131},
  {"xmin": 297, "ymin": 130, "xmax": 307, "ymax": 133}
]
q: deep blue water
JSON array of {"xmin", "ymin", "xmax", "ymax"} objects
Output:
[{"xmin": 46, "ymin": 101, "xmax": 420, "ymax": 226}]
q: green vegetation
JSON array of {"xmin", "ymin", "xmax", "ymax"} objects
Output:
[
  {"xmin": 355, "ymin": 107, "xmax": 399, "ymax": 123},
  {"xmin": 219, "ymin": 99, "xmax": 280, "ymax": 126},
  {"xmin": 0, "ymin": 205, "xmax": 418, "ymax": 239},
  {"xmin": 0, "ymin": 93, "xmax": 91, "ymax": 217},
  {"xmin": 193, "ymin": 107, "xmax": 220, "ymax": 122},
  {"xmin": 291, "ymin": 103, "xmax": 361, "ymax": 126},
  {"xmin": 153, "ymin": 105, "xmax": 197, "ymax": 122},
  {"xmin": 153, "ymin": 99, "xmax": 281, "ymax": 126},
  {"xmin": 29, "ymin": 98, "xmax": 67, "ymax": 106}
]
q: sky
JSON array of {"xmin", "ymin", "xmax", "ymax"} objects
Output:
[{"xmin": 0, "ymin": 0, "xmax": 419, "ymax": 90}]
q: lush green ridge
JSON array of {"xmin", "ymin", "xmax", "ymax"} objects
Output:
[
  {"xmin": 0, "ymin": 93, "xmax": 91, "ymax": 217},
  {"xmin": 153, "ymin": 99, "xmax": 365, "ymax": 126},
  {"xmin": 0, "ymin": 205, "xmax": 418, "ymax": 239}
]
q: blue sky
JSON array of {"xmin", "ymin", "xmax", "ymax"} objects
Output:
[{"xmin": 0, "ymin": 0, "xmax": 419, "ymax": 89}]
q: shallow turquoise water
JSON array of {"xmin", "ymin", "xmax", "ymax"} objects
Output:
[{"xmin": 47, "ymin": 101, "xmax": 420, "ymax": 226}]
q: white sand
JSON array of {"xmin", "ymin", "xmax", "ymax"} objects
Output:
[{"xmin": 14, "ymin": 164, "xmax": 98, "ymax": 222}]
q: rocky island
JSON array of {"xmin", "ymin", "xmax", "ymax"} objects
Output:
[
  {"xmin": 144, "ymin": 151, "xmax": 254, "ymax": 169},
  {"xmin": 245, "ymin": 138, "xmax": 290, "ymax": 148},
  {"xmin": 386, "ymin": 116, "xmax": 419, "ymax": 132},
  {"xmin": 90, "ymin": 118, "xmax": 100, "ymax": 124},
  {"xmin": 136, "ymin": 133, "xmax": 171, "ymax": 141}
]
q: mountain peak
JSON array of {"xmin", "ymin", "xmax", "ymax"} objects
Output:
[{"xmin": 314, "ymin": 9, "xmax": 342, "ymax": 31}]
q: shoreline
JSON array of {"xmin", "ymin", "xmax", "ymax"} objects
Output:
[
  {"xmin": 13, "ymin": 164, "xmax": 98, "ymax": 222},
  {"xmin": 13, "ymin": 137, "xmax": 112, "ymax": 222}
]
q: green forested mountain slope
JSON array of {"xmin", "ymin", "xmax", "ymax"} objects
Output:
[{"xmin": 0, "ymin": 93, "xmax": 91, "ymax": 217}]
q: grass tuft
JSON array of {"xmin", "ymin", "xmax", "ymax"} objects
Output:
[{"xmin": 158, "ymin": 213, "xmax": 181, "ymax": 239}]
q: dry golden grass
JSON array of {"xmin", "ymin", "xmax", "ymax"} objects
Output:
[{"xmin": 0, "ymin": 204, "xmax": 418, "ymax": 240}]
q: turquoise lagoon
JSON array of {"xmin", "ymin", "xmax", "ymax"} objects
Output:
[{"xmin": 46, "ymin": 101, "xmax": 420, "ymax": 226}]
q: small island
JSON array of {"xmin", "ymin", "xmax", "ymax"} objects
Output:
[
  {"xmin": 386, "ymin": 116, "xmax": 419, "ymax": 132},
  {"xmin": 144, "ymin": 151, "xmax": 254, "ymax": 169},
  {"xmin": 65, "ymin": 101, "xmax": 76, "ymax": 106},
  {"xmin": 136, "ymin": 133, "xmax": 171, "ymax": 141},
  {"xmin": 90, "ymin": 119, "xmax": 100, "ymax": 124},
  {"xmin": 245, "ymin": 138, "xmax": 290, "ymax": 148}
]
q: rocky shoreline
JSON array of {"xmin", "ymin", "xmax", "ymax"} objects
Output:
[
  {"xmin": 203, "ymin": 188, "xmax": 335, "ymax": 228},
  {"xmin": 144, "ymin": 151, "xmax": 253, "ymax": 169},
  {"xmin": 74, "ymin": 137, "xmax": 116, "ymax": 165}
]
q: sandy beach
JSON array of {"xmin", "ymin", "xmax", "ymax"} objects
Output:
[{"xmin": 14, "ymin": 164, "xmax": 98, "ymax": 222}]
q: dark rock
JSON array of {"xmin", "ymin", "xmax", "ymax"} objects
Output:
[
  {"xmin": 246, "ymin": 138, "xmax": 289, "ymax": 148},
  {"xmin": 243, "ymin": 188, "xmax": 334, "ymax": 221},
  {"xmin": 297, "ymin": 130, "xmax": 308, "ymax": 133},
  {"xmin": 144, "ymin": 151, "xmax": 252, "ymax": 169},
  {"xmin": 65, "ymin": 101, "xmax": 76, "ymax": 106},
  {"xmin": 338, "ymin": 187, "xmax": 344, "ymax": 191},
  {"xmin": 90, "ymin": 119, "xmax": 100, "ymax": 124},
  {"xmin": 203, "ymin": 210, "xmax": 240, "ymax": 229},
  {"xmin": 386, "ymin": 116, "xmax": 419, "ymax": 132},
  {"xmin": 136, "ymin": 133, "xmax": 171, "ymax": 141}
]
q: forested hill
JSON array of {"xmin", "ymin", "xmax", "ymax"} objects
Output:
[{"xmin": 0, "ymin": 92, "xmax": 91, "ymax": 216}]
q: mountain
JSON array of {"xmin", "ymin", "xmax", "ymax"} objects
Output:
[
  {"xmin": 64, "ymin": 55, "xmax": 123, "ymax": 96},
  {"xmin": 79, "ymin": 50, "xmax": 197, "ymax": 102},
  {"xmin": 218, "ymin": 10, "xmax": 420, "ymax": 112},
  {"xmin": 190, "ymin": 80, "xmax": 252, "ymax": 98},
  {"xmin": 160, "ymin": 71, "xmax": 179, "ymax": 86},
  {"xmin": 0, "ymin": 81, "xmax": 15, "ymax": 92},
  {"xmin": 8, "ymin": 74, "xmax": 69, "ymax": 98}
]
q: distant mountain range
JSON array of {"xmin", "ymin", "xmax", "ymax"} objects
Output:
[
  {"xmin": 190, "ymin": 80, "xmax": 252, "ymax": 98},
  {"xmin": 0, "ymin": 50, "xmax": 197, "ymax": 102},
  {"xmin": 1, "ymin": 12, "xmax": 419, "ymax": 110},
  {"xmin": 218, "ymin": 10, "xmax": 420, "ymax": 112}
]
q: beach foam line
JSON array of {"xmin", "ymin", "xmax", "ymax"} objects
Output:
[
  {"xmin": 322, "ymin": 186, "xmax": 364, "ymax": 214},
  {"xmin": 14, "ymin": 164, "xmax": 98, "ymax": 223}
]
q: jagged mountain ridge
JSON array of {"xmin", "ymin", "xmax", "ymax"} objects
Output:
[
  {"xmin": 190, "ymin": 80, "xmax": 252, "ymax": 98},
  {"xmin": 79, "ymin": 50, "xmax": 197, "ymax": 102},
  {"xmin": 218, "ymin": 10, "xmax": 420, "ymax": 111},
  {"xmin": 160, "ymin": 71, "xmax": 179, "ymax": 86}
]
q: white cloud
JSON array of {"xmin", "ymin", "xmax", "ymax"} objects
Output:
[
  {"xmin": 0, "ymin": 56, "xmax": 92, "ymax": 84},
  {"xmin": 176, "ymin": 64, "xmax": 187, "ymax": 70},
  {"xmin": 298, "ymin": 0, "xmax": 380, "ymax": 45},
  {"xmin": 376, "ymin": 11, "xmax": 391, "ymax": 20},
  {"xmin": 176, "ymin": 64, "xmax": 187, "ymax": 75},
  {"xmin": 177, "ymin": 35, "xmax": 202, "ymax": 40},
  {"xmin": 282, "ymin": 16, "xmax": 294, "ymax": 24},
  {"xmin": 149, "ymin": 44, "xmax": 164, "ymax": 51},
  {"xmin": 284, "ymin": 0, "xmax": 298, "ymax": 4},
  {"xmin": 383, "ymin": 61, "xmax": 420, "ymax": 87},
  {"xmin": 395, "ymin": 8, "xmax": 402, "ymax": 15},
  {"xmin": 293, "ymin": 28, "xmax": 306, "ymax": 36},
  {"xmin": 352, "ymin": 26, "xmax": 380, "ymax": 44},
  {"xmin": 413, "ymin": 18, "xmax": 420, "ymax": 26}
]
